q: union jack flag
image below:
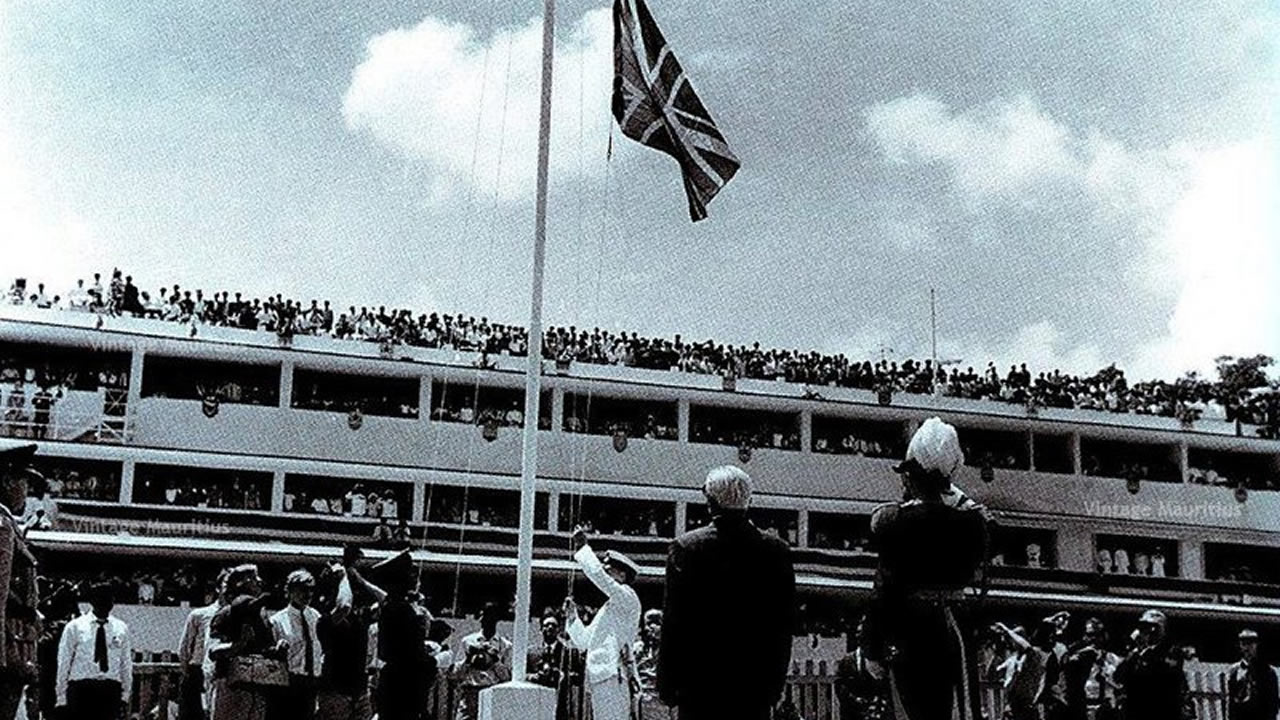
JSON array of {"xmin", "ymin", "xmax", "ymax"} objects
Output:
[{"xmin": 612, "ymin": 0, "xmax": 740, "ymax": 221}]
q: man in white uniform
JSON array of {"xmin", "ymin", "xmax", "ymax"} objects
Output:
[{"xmin": 563, "ymin": 527, "xmax": 641, "ymax": 720}]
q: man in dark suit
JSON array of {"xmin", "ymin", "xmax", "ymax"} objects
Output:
[
  {"xmin": 657, "ymin": 465, "xmax": 795, "ymax": 720},
  {"xmin": 0, "ymin": 441, "xmax": 43, "ymax": 720},
  {"xmin": 1228, "ymin": 629, "xmax": 1279, "ymax": 720}
]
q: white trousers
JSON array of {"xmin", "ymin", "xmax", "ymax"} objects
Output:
[{"xmin": 588, "ymin": 677, "xmax": 631, "ymax": 720}]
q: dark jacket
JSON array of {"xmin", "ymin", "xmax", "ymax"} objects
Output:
[
  {"xmin": 1227, "ymin": 658, "xmax": 1280, "ymax": 720},
  {"xmin": 1114, "ymin": 642, "xmax": 1189, "ymax": 720},
  {"xmin": 657, "ymin": 512, "xmax": 795, "ymax": 711}
]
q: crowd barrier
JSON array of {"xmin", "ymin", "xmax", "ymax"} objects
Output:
[{"xmin": 121, "ymin": 655, "xmax": 1245, "ymax": 720}]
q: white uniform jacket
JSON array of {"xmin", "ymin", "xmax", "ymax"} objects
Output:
[{"xmin": 566, "ymin": 544, "xmax": 641, "ymax": 686}]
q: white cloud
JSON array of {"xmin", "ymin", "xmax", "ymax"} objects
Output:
[
  {"xmin": 1130, "ymin": 137, "xmax": 1280, "ymax": 380},
  {"xmin": 863, "ymin": 93, "xmax": 1186, "ymax": 212},
  {"xmin": 342, "ymin": 9, "xmax": 616, "ymax": 204},
  {"xmin": 0, "ymin": 106, "xmax": 102, "ymax": 296},
  {"xmin": 924, "ymin": 320, "xmax": 1105, "ymax": 379},
  {"xmin": 864, "ymin": 92, "xmax": 1278, "ymax": 381}
]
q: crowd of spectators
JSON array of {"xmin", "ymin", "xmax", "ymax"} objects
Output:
[
  {"xmin": 282, "ymin": 480, "xmax": 407, "ymax": 520},
  {"xmin": 1096, "ymin": 539, "xmax": 1173, "ymax": 577},
  {"xmin": 10, "ymin": 271, "xmax": 1278, "ymax": 438},
  {"xmin": 133, "ymin": 471, "xmax": 269, "ymax": 511}
]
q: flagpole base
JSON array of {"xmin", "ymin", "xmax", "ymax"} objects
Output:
[{"xmin": 479, "ymin": 681, "xmax": 556, "ymax": 720}]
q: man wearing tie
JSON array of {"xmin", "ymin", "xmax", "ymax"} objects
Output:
[
  {"xmin": 270, "ymin": 570, "xmax": 323, "ymax": 720},
  {"xmin": 54, "ymin": 581, "xmax": 132, "ymax": 720}
]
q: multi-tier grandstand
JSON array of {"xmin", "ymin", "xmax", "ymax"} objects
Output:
[{"xmin": 2, "ymin": 287, "xmax": 1279, "ymax": 717}]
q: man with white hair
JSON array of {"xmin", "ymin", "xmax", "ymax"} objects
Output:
[
  {"xmin": 861, "ymin": 417, "xmax": 989, "ymax": 720},
  {"xmin": 657, "ymin": 466, "xmax": 795, "ymax": 720}
]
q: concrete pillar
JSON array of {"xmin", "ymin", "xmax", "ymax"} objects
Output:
[
  {"xmin": 126, "ymin": 349, "xmax": 145, "ymax": 407},
  {"xmin": 1057, "ymin": 523, "xmax": 1095, "ymax": 573},
  {"xmin": 1070, "ymin": 432, "xmax": 1082, "ymax": 475},
  {"xmin": 551, "ymin": 388, "xmax": 565, "ymax": 433},
  {"xmin": 1177, "ymin": 441, "xmax": 1189, "ymax": 483},
  {"xmin": 279, "ymin": 360, "xmax": 295, "ymax": 409},
  {"xmin": 419, "ymin": 375, "xmax": 432, "ymax": 426},
  {"xmin": 675, "ymin": 501, "xmax": 688, "ymax": 535},
  {"xmin": 1027, "ymin": 431, "xmax": 1036, "ymax": 471},
  {"xmin": 271, "ymin": 470, "xmax": 286, "ymax": 513},
  {"xmin": 547, "ymin": 491, "xmax": 560, "ymax": 532},
  {"xmin": 119, "ymin": 459, "xmax": 136, "ymax": 503},
  {"xmin": 1180, "ymin": 540, "xmax": 1203, "ymax": 580},
  {"xmin": 480, "ymin": 682, "xmax": 555, "ymax": 720},
  {"xmin": 411, "ymin": 479, "xmax": 426, "ymax": 522},
  {"xmin": 797, "ymin": 510, "xmax": 810, "ymax": 548},
  {"xmin": 677, "ymin": 399, "xmax": 691, "ymax": 442},
  {"xmin": 799, "ymin": 412, "xmax": 813, "ymax": 454}
]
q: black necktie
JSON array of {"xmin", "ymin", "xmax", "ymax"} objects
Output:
[
  {"xmin": 94, "ymin": 620, "xmax": 109, "ymax": 672},
  {"xmin": 300, "ymin": 610, "xmax": 314, "ymax": 676}
]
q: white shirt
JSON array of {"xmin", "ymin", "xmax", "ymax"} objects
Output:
[
  {"xmin": 565, "ymin": 544, "xmax": 641, "ymax": 685},
  {"xmin": 270, "ymin": 605, "xmax": 324, "ymax": 678},
  {"xmin": 177, "ymin": 603, "xmax": 220, "ymax": 667},
  {"xmin": 56, "ymin": 613, "xmax": 133, "ymax": 705}
]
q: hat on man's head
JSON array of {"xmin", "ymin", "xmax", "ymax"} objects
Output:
[
  {"xmin": 0, "ymin": 441, "xmax": 37, "ymax": 470},
  {"xmin": 370, "ymin": 550, "xmax": 415, "ymax": 585},
  {"xmin": 1239, "ymin": 628, "xmax": 1260, "ymax": 641},
  {"xmin": 894, "ymin": 418, "xmax": 964, "ymax": 480},
  {"xmin": 601, "ymin": 550, "xmax": 640, "ymax": 581},
  {"xmin": 703, "ymin": 465, "xmax": 751, "ymax": 510},
  {"xmin": 1138, "ymin": 609, "xmax": 1168, "ymax": 630}
]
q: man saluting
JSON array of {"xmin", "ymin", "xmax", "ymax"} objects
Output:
[
  {"xmin": 563, "ymin": 526, "xmax": 642, "ymax": 720},
  {"xmin": 861, "ymin": 418, "xmax": 989, "ymax": 720}
]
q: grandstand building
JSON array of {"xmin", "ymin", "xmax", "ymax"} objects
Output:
[{"xmin": 2, "ymin": 301, "xmax": 1279, "ymax": 664}]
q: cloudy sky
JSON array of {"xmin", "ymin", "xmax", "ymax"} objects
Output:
[{"xmin": 3, "ymin": 0, "xmax": 1277, "ymax": 382}]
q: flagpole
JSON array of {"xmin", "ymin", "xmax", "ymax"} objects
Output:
[
  {"xmin": 509, "ymin": 0, "xmax": 557, "ymax": 685},
  {"xmin": 930, "ymin": 287, "xmax": 937, "ymax": 370}
]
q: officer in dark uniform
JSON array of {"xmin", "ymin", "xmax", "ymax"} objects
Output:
[
  {"xmin": 1113, "ymin": 610, "xmax": 1190, "ymax": 720},
  {"xmin": 860, "ymin": 418, "xmax": 988, "ymax": 720},
  {"xmin": 0, "ymin": 441, "xmax": 44, "ymax": 720},
  {"xmin": 370, "ymin": 551, "xmax": 435, "ymax": 720}
]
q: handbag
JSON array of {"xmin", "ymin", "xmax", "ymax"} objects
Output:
[{"xmin": 227, "ymin": 654, "xmax": 289, "ymax": 688}]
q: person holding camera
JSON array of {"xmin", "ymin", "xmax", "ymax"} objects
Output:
[
  {"xmin": 207, "ymin": 565, "xmax": 284, "ymax": 720},
  {"xmin": 453, "ymin": 602, "xmax": 511, "ymax": 720}
]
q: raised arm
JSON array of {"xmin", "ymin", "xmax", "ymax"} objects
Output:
[
  {"xmin": 573, "ymin": 544, "xmax": 631, "ymax": 603},
  {"xmin": 992, "ymin": 623, "xmax": 1032, "ymax": 652}
]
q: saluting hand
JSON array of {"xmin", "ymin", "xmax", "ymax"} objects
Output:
[{"xmin": 570, "ymin": 526, "xmax": 588, "ymax": 552}]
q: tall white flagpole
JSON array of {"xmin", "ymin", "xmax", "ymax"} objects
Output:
[
  {"xmin": 510, "ymin": 0, "xmax": 557, "ymax": 686},
  {"xmin": 479, "ymin": 0, "xmax": 558, "ymax": 715}
]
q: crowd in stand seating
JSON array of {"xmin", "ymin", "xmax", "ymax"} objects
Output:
[
  {"xmin": 282, "ymin": 482, "xmax": 406, "ymax": 520},
  {"xmin": 134, "ymin": 474, "xmax": 269, "ymax": 510},
  {"xmin": 7, "ymin": 271, "xmax": 1279, "ymax": 437}
]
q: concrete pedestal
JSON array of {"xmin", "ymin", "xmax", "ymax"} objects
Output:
[{"xmin": 479, "ymin": 680, "xmax": 556, "ymax": 720}]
